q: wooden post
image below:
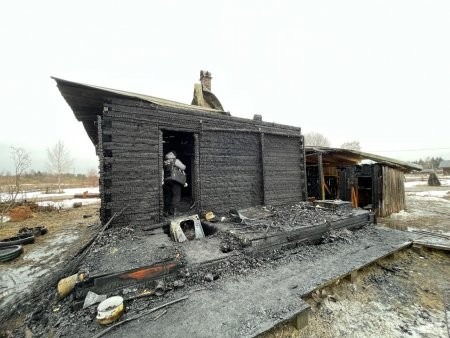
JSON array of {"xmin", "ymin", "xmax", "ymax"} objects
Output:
[
  {"xmin": 292, "ymin": 308, "xmax": 310, "ymax": 330},
  {"xmin": 260, "ymin": 132, "xmax": 266, "ymax": 205},
  {"xmin": 158, "ymin": 130, "xmax": 164, "ymax": 221},
  {"xmin": 300, "ymin": 135, "xmax": 308, "ymax": 201},
  {"xmin": 349, "ymin": 270, "xmax": 358, "ymax": 283},
  {"xmin": 194, "ymin": 133, "xmax": 201, "ymax": 212},
  {"xmin": 97, "ymin": 114, "xmax": 105, "ymax": 224},
  {"xmin": 198, "ymin": 120, "xmax": 203, "ymax": 211},
  {"xmin": 318, "ymin": 153, "xmax": 325, "ymax": 200}
]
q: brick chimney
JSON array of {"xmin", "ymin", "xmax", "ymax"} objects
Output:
[{"xmin": 200, "ymin": 70, "xmax": 212, "ymax": 91}]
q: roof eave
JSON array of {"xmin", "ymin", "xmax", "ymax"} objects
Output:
[{"xmin": 305, "ymin": 146, "xmax": 422, "ymax": 172}]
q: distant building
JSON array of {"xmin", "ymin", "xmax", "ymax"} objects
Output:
[{"xmin": 439, "ymin": 160, "xmax": 450, "ymax": 175}]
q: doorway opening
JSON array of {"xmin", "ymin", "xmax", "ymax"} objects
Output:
[
  {"xmin": 357, "ymin": 176, "xmax": 372, "ymax": 208},
  {"xmin": 162, "ymin": 130, "xmax": 195, "ymax": 213}
]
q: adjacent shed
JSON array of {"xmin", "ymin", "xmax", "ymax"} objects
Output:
[
  {"xmin": 305, "ymin": 147, "xmax": 421, "ymax": 217},
  {"xmin": 53, "ymin": 78, "xmax": 307, "ymax": 226}
]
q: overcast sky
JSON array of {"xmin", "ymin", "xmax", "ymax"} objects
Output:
[{"xmin": 1, "ymin": 0, "xmax": 449, "ymax": 173}]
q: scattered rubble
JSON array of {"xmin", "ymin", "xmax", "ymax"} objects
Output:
[
  {"xmin": 1, "ymin": 195, "xmax": 446, "ymax": 337},
  {"xmin": 1, "ymin": 215, "xmax": 378, "ymax": 337}
]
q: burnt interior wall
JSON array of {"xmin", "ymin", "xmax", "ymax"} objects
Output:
[
  {"xmin": 98, "ymin": 97, "xmax": 306, "ymax": 226},
  {"xmin": 307, "ymin": 166, "xmax": 320, "ymax": 199}
]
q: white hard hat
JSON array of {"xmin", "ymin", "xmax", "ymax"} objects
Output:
[{"xmin": 165, "ymin": 152, "xmax": 176, "ymax": 160}]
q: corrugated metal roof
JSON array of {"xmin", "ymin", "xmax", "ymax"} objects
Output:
[{"xmin": 305, "ymin": 146, "xmax": 422, "ymax": 172}]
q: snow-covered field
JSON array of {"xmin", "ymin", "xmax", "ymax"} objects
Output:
[
  {"xmin": 385, "ymin": 178, "xmax": 450, "ymax": 235},
  {"xmin": 29, "ymin": 187, "xmax": 100, "ymax": 209},
  {"xmin": 1, "ymin": 187, "xmax": 100, "ymax": 215},
  {"xmin": 21, "ymin": 187, "xmax": 99, "ymax": 200}
]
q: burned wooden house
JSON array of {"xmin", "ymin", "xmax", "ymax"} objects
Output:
[
  {"xmin": 53, "ymin": 75, "xmax": 307, "ymax": 227},
  {"xmin": 305, "ymin": 147, "xmax": 421, "ymax": 217}
]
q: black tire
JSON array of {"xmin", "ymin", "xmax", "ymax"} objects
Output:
[
  {"xmin": 0, "ymin": 245, "xmax": 23, "ymax": 262},
  {"xmin": 0, "ymin": 233, "xmax": 35, "ymax": 248}
]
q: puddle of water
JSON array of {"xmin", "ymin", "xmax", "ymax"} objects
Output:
[
  {"xmin": 23, "ymin": 233, "xmax": 79, "ymax": 263},
  {"xmin": 0, "ymin": 230, "xmax": 80, "ymax": 308},
  {"xmin": 25, "ymin": 233, "xmax": 79, "ymax": 262},
  {"xmin": 0, "ymin": 265, "xmax": 50, "ymax": 308}
]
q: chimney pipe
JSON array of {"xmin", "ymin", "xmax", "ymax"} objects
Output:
[{"xmin": 200, "ymin": 70, "xmax": 212, "ymax": 91}]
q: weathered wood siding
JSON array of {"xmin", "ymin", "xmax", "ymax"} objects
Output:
[{"xmin": 378, "ymin": 166, "xmax": 405, "ymax": 217}]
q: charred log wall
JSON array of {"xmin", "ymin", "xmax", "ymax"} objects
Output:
[
  {"xmin": 100, "ymin": 106, "xmax": 160, "ymax": 227},
  {"xmin": 200, "ymin": 131, "xmax": 263, "ymax": 212},
  {"xmin": 263, "ymin": 134, "xmax": 305, "ymax": 205},
  {"xmin": 99, "ymin": 98, "xmax": 306, "ymax": 226}
]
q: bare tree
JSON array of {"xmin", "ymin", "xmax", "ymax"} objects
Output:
[
  {"xmin": 86, "ymin": 168, "xmax": 99, "ymax": 187},
  {"xmin": 11, "ymin": 146, "xmax": 31, "ymax": 192},
  {"xmin": 341, "ymin": 141, "xmax": 361, "ymax": 151},
  {"xmin": 304, "ymin": 132, "xmax": 331, "ymax": 147},
  {"xmin": 1, "ymin": 184, "xmax": 18, "ymax": 224},
  {"xmin": 1, "ymin": 147, "xmax": 31, "ymax": 223},
  {"xmin": 47, "ymin": 140, "xmax": 73, "ymax": 193}
]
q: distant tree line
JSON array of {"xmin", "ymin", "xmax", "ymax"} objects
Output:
[
  {"xmin": 412, "ymin": 157, "xmax": 444, "ymax": 170},
  {"xmin": 0, "ymin": 171, "xmax": 99, "ymax": 186},
  {"xmin": 303, "ymin": 131, "xmax": 361, "ymax": 151}
]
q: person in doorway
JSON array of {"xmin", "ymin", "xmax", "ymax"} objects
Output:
[{"xmin": 163, "ymin": 151, "xmax": 187, "ymax": 216}]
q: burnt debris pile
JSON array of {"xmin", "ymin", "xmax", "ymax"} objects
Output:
[{"xmin": 224, "ymin": 201, "xmax": 354, "ymax": 234}]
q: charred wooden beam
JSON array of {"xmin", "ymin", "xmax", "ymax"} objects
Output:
[
  {"xmin": 73, "ymin": 260, "xmax": 181, "ymax": 299},
  {"xmin": 317, "ymin": 153, "xmax": 325, "ymax": 200}
]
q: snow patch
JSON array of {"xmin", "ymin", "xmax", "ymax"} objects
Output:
[
  {"xmin": 22, "ymin": 187, "xmax": 99, "ymax": 200},
  {"xmin": 390, "ymin": 210, "xmax": 410, "ymax": 219},
  {"xmin": 407, "ymin": 194, "xmax": 450, "ymax": 204},
  {"xmin": 413, "ymin": 190, "xmax": 450, "ymax": 198},
  {"xmin": 404, "ymin": 181, "xmax": 428, "ymax": 188},
  {"xmin": 37, "ymin": 198, "xmax": 100, "ymax": 209},
  {"xmin": 1, "ymin": 216, "xmax": 11, "ymax": 223}
]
